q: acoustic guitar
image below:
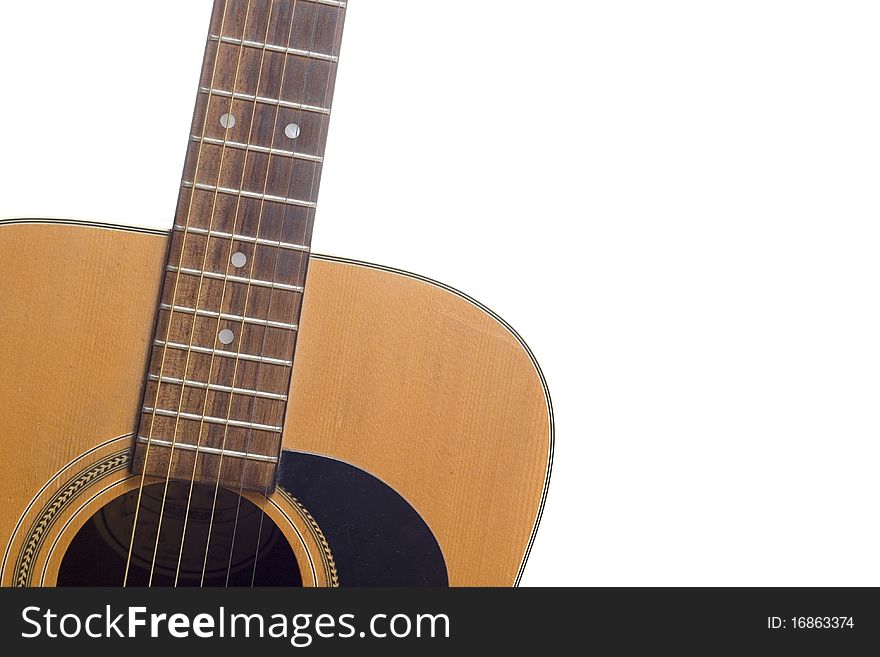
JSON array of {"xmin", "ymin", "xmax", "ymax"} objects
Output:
[{"xmin": 0, "ymin": 0, "xmax": 552, "ymax": 587}]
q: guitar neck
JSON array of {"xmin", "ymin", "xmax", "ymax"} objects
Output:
[{"xmin": 132, "ymin": 0, "xmax": 347, "ymax": 492}]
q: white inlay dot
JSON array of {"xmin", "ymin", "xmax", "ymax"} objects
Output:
[
  {"xmin": 231, "ymin": 252, "xmax": 248, "ymax": 268},
  {"xmin": 285, "ymin": 123, "xmax": 301, "ymax": 139},
  {"xmin": 220, "ymin": 113, "xmax": 236, "ymax": 129},
  {"xmin": 218, "ymin": 329, "xmax": 235, "ymax": 345}
]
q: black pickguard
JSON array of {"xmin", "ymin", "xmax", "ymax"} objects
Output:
[{"xmin": 277, "ymin": 450, "xmax": 448, "ymax": 587}]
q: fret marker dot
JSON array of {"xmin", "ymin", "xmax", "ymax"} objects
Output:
[
  {"xmin": 285, "ymin": 123, "xmax": 301, "ymax": 139},
  {"xmin": 231, "ymin": 252, "xmax": 248, "ymax": 268},
  {"xmin": 220, "ymin": 113, "xmax": 236, "ymax": 129},
  {"xmin": 218, "ymin": 329, "xmax": 235, "ymax": 345}
]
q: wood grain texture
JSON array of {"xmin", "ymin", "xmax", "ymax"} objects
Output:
[
  {"xmin": 288, "ymin": 259, "xmax": 553, "ymax": 586},
  {"xmin": 0, "ymin": 221, "xmax": 552, "ymax": 586}
]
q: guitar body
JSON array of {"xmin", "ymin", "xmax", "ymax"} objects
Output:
[{"xmin": 0, "ymin": 219, "xmax": 552, "ymax": 587}]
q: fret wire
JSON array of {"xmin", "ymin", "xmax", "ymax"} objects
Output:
[
  {"xmin": 154, "ymin": 340, "xmax": 293, "ymax": 367},
  {"xmin": 181, "ymin": 181, "xmax": 317, "ymax": 209},
  {"xmin": 173, "ymin": 224, "xmax": 311, "ymax": 253},
  {"xmin": 191, "ymin": 135, "xmax": 324, "ymax": 163},
  {"xmin": 209, "ymin": 34, "xmax": 339, "ymax": 63},
  {"xmin": 137, "ymin": 437, "xmax": 279, "ymax": 464},
  {"xmin": 200, "ymin": 87, "xmax": 331, "ymax": 115},
  {"xmin": 147, "ymin": 374, "xmax": 289, "ymax": 401},
  {"xmin": 166, "ymin": 265, "xmax": 305, "ymax": 292},
  {"xmin": 160, "ymin": 303, "xmax": 300, "ymax": 331},
  {"xmin": 143, "ymin": 407, "xmax": 283, "ymax": 433}
]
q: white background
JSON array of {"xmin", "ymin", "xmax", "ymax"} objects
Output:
[{"xmin": 1, "ymin": 1, "xmax": 879, "ymax": 586}]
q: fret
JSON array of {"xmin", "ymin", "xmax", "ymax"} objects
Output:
[
  {"xmin": 194, "ymin": 95, "xmax": 328, "ymax": 159},
  {"xmin": 147, "ymin": 348, "xmax": 292, "ymax": 397},
  {"xmin": 160, "ymin": 303, "xmax": 299, "ymax": 331},
  {"xmin": 155, "ymin": 309, "xmax": 295, "ymax": 368},
  {"xmin": 177, "ymin": 190, "xmax": 313, "ymax": 252},
  {"xmin": 208, "ymin": 2, "xmax": 344, "ymax": 49},
  {"xmin": 142, "ymin": 407, "xmax": 283, "ymax": 433},
  {"xmin": 166, "ymin": 265, "xmax": 305, "ymax": 292},
  {"xmin": 154, "ymin": 340, "xmax": 294, "ymax": 367},
  {"xmin": 211, "ymin": 0, "xmax": 345, "ymax": 45},
  {"xmin": 174, "ymin": 224, "xmax": 311, "ymax": 253},
  {"xmin": 166, "ymin": 232, "xmax": 308, "ymax": 286},
  {"xmin": 142, "ymin": 380, "xmax": 284, "ymax": 440},
  {"xmin": 137, "ymin": 437, "xmax": 279, "ymax": 464},
  {"xmin": 182, "ymin": 140, "xmax": 322, "ymax": 203},
  {"xmin": 191, "ymin": 135, "xmax": 323, "ymax": 163},
  {"xmin": 145, "ymin": 376, "xmax": 285, "ymax": 426},
  {"xmin": 200, "ymin": 87, "xmax": 331, "ymax": 115},
  {"xmin": 140, "ymin": 413, "xmax": 281, "ymax": 453},
  {"xmin": 181, "ymin": 180, "xmax": 317, "ymax": 209},
  {"xmin": 161, "ymin": 271, "xmax": 304, "ymax": 328},
  {"xmin": 209, "ymin": 34, "xmax": 339, "ymax": 63},
  {"xmin": 202, "ymin": 44, "xmax": 334, "ymax": 108},
  {"xmin": 147, "ymin": 374, "xmax": 288, "ymax": 402}
]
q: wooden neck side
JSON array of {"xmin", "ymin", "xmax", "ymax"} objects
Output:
[{"xmin": 132, "ymin": 0, "xmax": 347, "ymax": 492}]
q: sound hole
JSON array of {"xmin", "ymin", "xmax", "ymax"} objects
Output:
[{"xmin": 58, "ymin": 482, "xmax": 302, "ymax": 587}]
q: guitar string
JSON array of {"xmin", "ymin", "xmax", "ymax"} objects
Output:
[
  {"xmin": 203, "ymin": 0, "xmax": 327, "ymax": 587},
  {"xmin": 168, "ymin": 0, "xmax": 299, "ymax": 587},
  {"xmin": 144, "ymin": 0, "xmax": 257, "ymax": 587},
  {"xmin": 241, "ymin": 1, "xmax": 344, "ymax": 588},
  {"xmin": 169, "ymin": 0, "xmax": 287, "ymax": 587},
  {"xmin": 123, "ymin": 0, "xmax": 236, "ymax": 587}
]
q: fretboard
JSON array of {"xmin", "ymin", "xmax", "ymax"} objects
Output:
[{"xmin": 132, "ymin": 0, "xmax": 347, "ymax": 492}]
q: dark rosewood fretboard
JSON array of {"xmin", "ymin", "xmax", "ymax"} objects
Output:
[{"xmin": 132, "ymin": 0, "xmax": 347, "ymax": 492}]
